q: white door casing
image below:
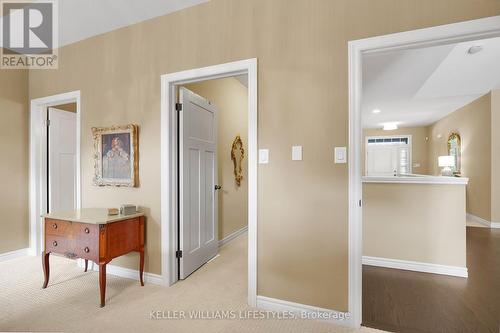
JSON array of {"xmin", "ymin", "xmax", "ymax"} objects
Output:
[
  {"xmin": 48, "ymin": 108, "xmax": 77, "ymax": 212},
  {"xmin": 179, "ymin": 87, "xmax": 219, "ymax": 279}
]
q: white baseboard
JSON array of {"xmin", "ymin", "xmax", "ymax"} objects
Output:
[
  {"xmin": 0, "ymin": 248, "xmax": 31, "ymax": 262},
  {"xmin": 218, "ymin": 225, "xmax": 248, "ymax": 247},
  {"xmin": 80, "ymin": 260, "xmax": 163, "ymax": 285},
  {"xmin": 256, "ymin": 295, "xmax": 353, "ymax": 328},
  {"xmin": 467, "ymin": 213, "xmax": 500, "ymax": 229},
  {"xmin": 362, "ymin": 256, "xmax": 468, "ymax": 278}
]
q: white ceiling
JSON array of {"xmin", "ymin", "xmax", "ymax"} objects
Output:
[
  {"xmin": 0, "ymin": 0, "xmax": 208, "ymax": 48},
  {"xmin": 58, "ymin": 0, "xmax": 208, "ymax": 46},
  {"xmin": 362, "ymin": 36, "xmax": 500, "ymax": 129}
]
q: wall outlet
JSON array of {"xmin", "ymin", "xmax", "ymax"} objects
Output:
[
  {"xmin": 292, "ymin": 146, "xmax": 302, "ymax": 161},
  {"xmin": 259, "ymin": 149, "xmax": 269, "ymax": 164},
  {"xmin": 334, "ymin": 147, "xmax": 347, "ymax": 164}
]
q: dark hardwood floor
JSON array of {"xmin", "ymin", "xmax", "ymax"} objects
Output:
[{"xmin": 363, "ymin": 227, "xmax": 500, "ymax": 333}]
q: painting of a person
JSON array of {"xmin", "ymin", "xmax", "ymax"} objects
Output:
[{"xmin": 102, "ymin": 135, "xmax": 131, "ymax": 179}]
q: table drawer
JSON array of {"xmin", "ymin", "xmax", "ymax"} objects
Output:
[
  {"xmin": 45, "ymin": 235, "xmax": 72, "ymax": 255},
  {"xmin": 73, "ymin": 222, "xmax": 99, "ymax": 240},
  {"xmin": 74, "ymin": 243, "xmax": 99, "ymax": 262},
  {"xmin": 45, "ymin": 219, "xmax": 72, "ymax": 236}
]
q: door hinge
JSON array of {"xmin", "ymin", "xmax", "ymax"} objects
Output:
[
  {"xmin": 358, "ymin": 199, "xmax": 362, "ymax": 207},
  {"xmin": 45, "ymin": 119, "xmax": 51, "ymax": 126},
  {"xmin": 175, "ymin": 103, "xmax": 182, "ymax": 111},
  {"xmin": 175, "ymin": 250, "xmax": 183, "ymax": 258}
]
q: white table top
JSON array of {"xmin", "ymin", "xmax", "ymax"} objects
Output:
[{"xmin": 43, "ymin": 208, "xmax": 144, "ymax": 224}]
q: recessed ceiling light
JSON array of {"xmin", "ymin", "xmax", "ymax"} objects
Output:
[
  {"xmin": 383, "ymin": 123, "xmax": 398, "ymax": 131},
  {"xmin": 372, "ymin": 109, "xmax": 381, "ymax": 114},
  {"xmin": 468, "ymin": 45, "xmax": 483, "ymax": 55}
]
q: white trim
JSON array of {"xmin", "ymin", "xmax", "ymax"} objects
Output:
[
  {"xmin": 30, "ymin": 91, "xmax": 81, "ymax": 256},
  {"xmin": 256, "ymin": 296, "xmax": 353, "ymax": 327},
  {"xmin": 467, "ymin": 213, "xmax": 500, "ymax": 229},
  {"xmin": 0, "ymin": 248, "xmax": 30, "ymax": 262},
  {"xmin": 362, "ymin": 174, "xmax": 469, "ymax": 185},
  {"xmin": 160, "ymin": 59, "xmax": 258, "ymax": 307},
  {"xmin": 349, "ymin": 15, "xmax": 500, "ymax": 328},
  {"xmin": 218, "ymin": 226, "xmax": 248, "ymax": 247},
  {"xmin": 362, "ymin": 256, "xmax": 468, "ymax": 278},
  {"xmin": 90, "ymin": 263, "xmax": 163, "ymax": 285}
]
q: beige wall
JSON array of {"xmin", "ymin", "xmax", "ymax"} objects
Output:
[
  {"xmin": 27, "ymin": 0, "xmax": 500, "ymax": 311},
  {"xmin": 428, "ymin": 93, "xmax": 492, "ymax": 221},
  {"xmin": 0, "ymin": 69, "xmax": 29, "ymax": 254},
  {"xmin": 185, "ymin": 78, "xmax": 248, "ymax": 240},
  {"xmin": 491, "ymin": 90, "xmax": 500, "ymax": 223},
  {"xmin": 54, "ymin": 102, "xmax": 77, "ymax": 112},
  {"xmin": 363, "ymin": 127, "xmax": 430, "ymax": 175},
  {"xmin": 363, "ymin": 183, "xmax": 466, "ymax": 268}
]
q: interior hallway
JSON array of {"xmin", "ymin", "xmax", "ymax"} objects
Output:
[
  {"xmin": 0, "ymin": 235, "xmax": 382, "ymax": 333},
  {"xmin": 363, "ymin": 227, "xmax": 500, "ymax": 333}
]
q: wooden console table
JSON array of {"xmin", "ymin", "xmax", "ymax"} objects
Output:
[{"xmin": 42, "ymin": 208, "xmax": 145, "ymax": 307}]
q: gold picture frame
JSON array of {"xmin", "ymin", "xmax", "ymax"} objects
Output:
[
  {"xmin": 447, "ymin": 132, "xmax": 461, "ymax": 176},
  {"xmin": 231, "ymin": 135, "xmax": 245, "ymax": 187},
  {"xmin": 92, "ymin": 124, "xmax": 139, "ymax": 187}
]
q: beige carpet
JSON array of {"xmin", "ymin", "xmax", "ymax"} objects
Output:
[{"xmin": 0, "ymin": 235, "xmax": 384, "ymax": 333}]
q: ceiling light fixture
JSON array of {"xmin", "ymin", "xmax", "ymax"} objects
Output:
[
  {"xmin": 468, "ymin": 45, "xmax": 483, "ymax": 55},
  {"xmin": 372, "ymin": 109, "xmax": 381, "ymax": 114},
  {"xmin": 383, "ymin": 123, "xmax": 398, "ymax": 131}
]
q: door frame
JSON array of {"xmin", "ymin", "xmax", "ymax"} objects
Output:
[
  {"xmin": 348, "ymin": 16, "xmax": 500, "ymax": 327},
  {"xmin": 160, "ymin": 58, "xmax": 258, "ymax": 306},
  {"xmin": 365, "ymin": 135, "xmax": 412, "ymax": 175},
  {"xmin": 29, "ymin": 90, "xmax": 81, "ymax": 256}
]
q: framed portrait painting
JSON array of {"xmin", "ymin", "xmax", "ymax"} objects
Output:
[{"xmin": 92, "ymin": 124, "xmax": 138, "ymax": 187}]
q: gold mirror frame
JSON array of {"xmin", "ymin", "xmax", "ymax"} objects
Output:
[
  {"xmin": 447, "ymin": 132, "xmax": 461, "ymax": 176},
  {"xmin": 231, "ymin": 135, "xmax": 245, "ymax": 186}
]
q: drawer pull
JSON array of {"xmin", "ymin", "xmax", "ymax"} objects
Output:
[
  {"xmin": 52, "ymin": 223, "xmax": 58, "ymax": 229},
  {"xmin": 84, "ymin": 227, "xmax": 90, "ymax": 234},
  {"xmin": 52, "ymin": 241, "xmax": 58, "ymax": 247},
  {"xmin": 84, "ymin": 247, "xmax": 90, "ymax": 253}
]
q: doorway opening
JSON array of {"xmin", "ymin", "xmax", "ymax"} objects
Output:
[
  {"xmin": 349, "ymin": 16, "xmax": 500, "ymax": 331},
  {"xmin": 177, "ymin": 77, "xmax": 249, "ymax": 280},
  {"xmin": 29, "ymin": 91, "xmax": 81, "ymax": 256},
  {"xmin": 160, "ymin": 59, "xmax": 257, "ymax": 306}
]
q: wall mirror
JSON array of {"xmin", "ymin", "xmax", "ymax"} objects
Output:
[
  {"xmin": 447, "ymin": 132, "xmax": 461, "ymax": 175},
  {"xmin": 231, "ymin": 135, "xmax": 245, "ymax": 186}
]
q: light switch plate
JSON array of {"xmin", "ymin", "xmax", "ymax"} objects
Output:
[
  {"xmin": 334, "ymin": 147, "xmax": 347, "ymax": 164},
  {"xmin": 292, "ymin": 146, "xmax": 302, "ymax": 161},
  {"xmin": 259, "ymin": 149, "xmax": 269, "ymax": 164}
]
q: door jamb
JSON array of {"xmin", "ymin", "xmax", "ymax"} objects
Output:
[
  {"xmin": 160, "ymin": 59, "xmax": 258, "ymax": 307},
  {"xmin": 29, "ymin": 91, "xmax": 81, "ymax": 256},
  {"xmin": 348, "ymin": 16, "xmax": 500, "ymax": 328}
]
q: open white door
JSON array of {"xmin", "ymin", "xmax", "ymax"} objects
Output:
[
  {"xmin": 48, "ymin": 107, "xmax": 77, "ymax": 212},
  {"xmin": 179, "ymin": 87, "xmax": 219, "ymax": 279}
]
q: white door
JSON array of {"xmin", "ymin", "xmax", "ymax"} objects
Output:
[
  {"xmin": 366, "ymin": 142, "xmax": 411, "ymax": 176},
  {"xmin": 48, "ymin": 107, "xmax": 77, "ymax": 212},
  {"xmin": 367, "ymin": 145, "xmax": 398, "ymax": 176},
  {"xmin": 179, "ymin": 87, "xmax": 219, "ymax": 279}
]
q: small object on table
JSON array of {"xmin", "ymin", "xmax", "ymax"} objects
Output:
[
  {"xmin": 120, "ymin": 204, "xmax": 137, "ymax": 216},
  {"xmin": 107, "ymin": 208, "xmax": 119, "ymax": 215},
  {"xmin": 42, "ymin": 208, "xmax": 145, "ymax": 307}
]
